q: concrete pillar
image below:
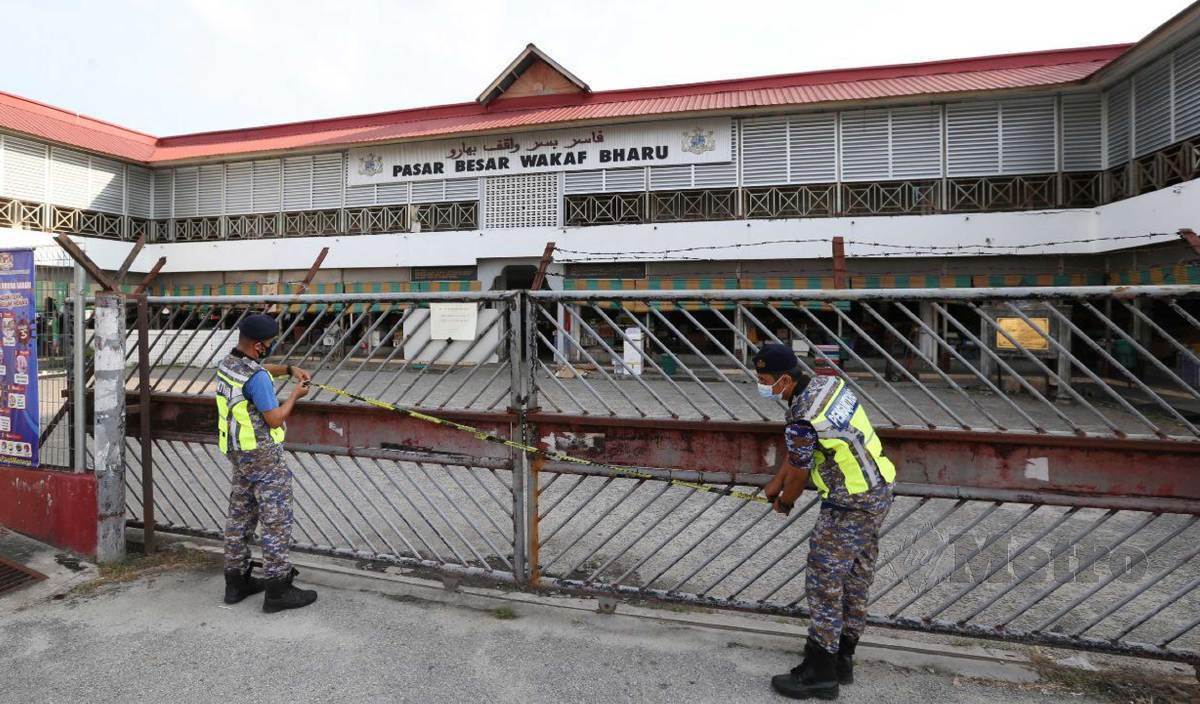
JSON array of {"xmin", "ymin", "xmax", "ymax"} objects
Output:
[
  {"xmin": 92, "ymin": 291, "xmax": 127, "ymax": 562},
  {"xmin": 979, "ymin": 314, "xmax": 995, "ymax": 383},
  {"xmin": 1055, "ymin": 306, "xmax": 1073, "ymax": 403},
  {"xmin": 918, "ymin": 302, "xmax": 938, "ymax": 362},
  {"xmin": 734, "ymin": 306, "xmax": 748, "ymax": 364}
]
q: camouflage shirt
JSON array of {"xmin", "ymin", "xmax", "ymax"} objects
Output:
[{"xmin": 784, "ymin": 376, "xmax": 893, "ymax": 515}]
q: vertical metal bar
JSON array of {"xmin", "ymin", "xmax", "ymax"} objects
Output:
[
  {"xmin": 507, "ymin": 297, "xmax": 529, "ymax": 581},
  {"xmin": 137, "ymin": 294, "xmax": 154, "ymax": 553},
  {"xmin": 72, "ymin": 263, "xmax": 86, "ymax": 472}
]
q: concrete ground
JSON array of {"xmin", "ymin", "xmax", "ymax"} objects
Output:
[{"xmin": 6, "ymin": 530, "xmax": 1197, "ymax": 704}]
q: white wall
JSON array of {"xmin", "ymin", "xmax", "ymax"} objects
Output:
[{"xmin": 17, "ymin": 175, "xmax": 1199, "ymax": 275}]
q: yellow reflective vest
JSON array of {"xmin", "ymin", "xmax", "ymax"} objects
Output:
[
  {"xmin": 791, "ymin": 376, "xmax": 895, "ymax": 497},
  {"xmin": 215, "ymin": 354, "xmax": 285, "ymax": 453}
]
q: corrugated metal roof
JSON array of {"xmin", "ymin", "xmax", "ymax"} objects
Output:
[{"xmin": 0, "ymin": 45, "xmax": 1130, "ymax": 164}]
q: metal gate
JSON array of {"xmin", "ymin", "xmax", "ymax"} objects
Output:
[{"xmin": 111, "ymin": 285, "xmax": 1200, "ymax": 667}]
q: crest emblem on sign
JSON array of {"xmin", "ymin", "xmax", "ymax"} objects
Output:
[
  {"xmin": 0, "ymin": 254, "xmax": 12, "ymax": 271},
  {"xmin": 358, "ymin": 153, "xmax": 384, "ymax": 177},
  {"xmin": 681, "ymin": 128, "xmax": 716, "ymax": 155}
]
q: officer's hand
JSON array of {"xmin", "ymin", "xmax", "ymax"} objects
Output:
[
  {"xmin": 290, "ymin": 366, "xmax": 312, "ymax": 383},
  {"xmin": 763, "ymin": 468, "xmax": 786, "ymax": 504},
  {"xmin": 292, "ymin": 381, "xmax": 310, "ymax": 400},
  {"xmin": 771, "ymin": 465, "xmax": 806, "ymax": 515}
]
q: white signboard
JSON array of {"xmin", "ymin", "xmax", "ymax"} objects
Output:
[
  {"xmin": 348, "ymin": 118, "xmax": 732, "ymax": 186},
  {"xmin": 429, "ymin": 302, "xmax": 479, "ymax": 341}
]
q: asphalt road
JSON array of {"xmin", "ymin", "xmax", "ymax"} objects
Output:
[{"xmin": 0, "ymin": 559, "xmax": 1106, "ymax": 704}]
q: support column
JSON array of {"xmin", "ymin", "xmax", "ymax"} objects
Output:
[
  {"xmin": 979, "ymin": 314, "xmax": 995, "ymax": 383},
  {"xmin": 918, "ymin": 302, "xmax": 938, "ymax": 361},
  {"xmin": 1055, "ymin": 306, "xmax": 1073, "ymax": 403},
  {"xmin": 93, "ymin": 291, "xmax": 127, "ymax": 562}
]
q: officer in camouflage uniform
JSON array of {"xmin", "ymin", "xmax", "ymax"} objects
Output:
[
  {"xmin": 754, "ymin": 343, "xmax": 895, "ymax": 700},
  {"xmin": 217, "ymin": 313, "xmax": 318, "ymax": 613}
]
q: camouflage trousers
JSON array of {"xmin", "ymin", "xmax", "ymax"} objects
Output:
[
  {"xmin": 805, "ymin": 501, "xmax": 891, "ymax": 653},
  {"xmin": 224, "ymin": 443, "xmax": 294, "ymax": 579}
]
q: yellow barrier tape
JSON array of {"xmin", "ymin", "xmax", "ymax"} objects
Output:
[{"xmin": 310, "ymin": 382, "xmax": 768, "ymax": 504}]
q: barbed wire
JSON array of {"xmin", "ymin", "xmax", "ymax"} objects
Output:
[{"xmin": 553, "ymin": 233, "xmax": 1175, "ymax": 258}]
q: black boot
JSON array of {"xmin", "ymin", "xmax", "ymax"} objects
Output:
[
  {"xmin": 836, "ymin": 632, "xmax": 858, "ymax": 685},
  {"xmin": 262, "ymin": 568, "xmax": 318, "ymax": 613},
  {"xmin": 223, "ymin": 564, "xmax": 265, "ymax": 605},
  {"xmin": 771, "ymin": 637, "xmax": 840, "ymax": 700}
]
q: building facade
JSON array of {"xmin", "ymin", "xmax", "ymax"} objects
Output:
[{"xmin": 1, "ymin": 5, "xmax": 1199, "ymax": 304}]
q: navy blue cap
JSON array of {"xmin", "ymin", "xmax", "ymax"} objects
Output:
[
  {"xmin": 238, "ymin": 314, "xmax": 279, "ymax": 342},
  {"xmin": 752, "ymin": 343, "xmax": 799, "ymax": 375}
]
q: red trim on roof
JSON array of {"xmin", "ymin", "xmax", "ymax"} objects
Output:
[{"xmin": 0, "ymin": 44, "xmax": 1132, "ymax": 164}]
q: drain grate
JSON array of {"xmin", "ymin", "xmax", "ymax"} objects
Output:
[{"xmin": 0, "ymin": 555, "xmax": 46, "ymax": 597}]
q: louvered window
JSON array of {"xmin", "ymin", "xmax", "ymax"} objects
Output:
[
  {"xmin": 127, "ymin": 166, "xmax": 153, "ymax": 219},
  {"xmin": 947, "ymin": 98, "xmax": 1056, "ymax": 176},
  {"xmin": 376, "ymin": 182, "xmax": 410, "ymax": 205},
  {"xmin": 947, "ymin": 102, "xmax": 1000, "ymax": 176},
  {"xmin": 564, "ymin": 167, "xmax": 645, "ymax": 194},
  {"xmin": 152, "ymin": 170, "xmax": 172, "ymax": 219},
  {"xmin": 50, "ymin": 148, "xmax": 89, "ymax": 208},
  {"xmin": 411, "ymin": 180, "xmax": 444, "ymax": 202},
  {"xmin": 1107, "ymin": 81, "xmax": 1132, "ymax": 167},
  {"xmin": 840, "ymin": 109, "xmax": 890, "ymax": 181},
  {"xmin": 198, "ymin": 164, "xmax": 223, "ymax": 216},
  {"xmin": 312, "ymin": 153, "xmax": 342, "ymax": 208},
  {"xmin": 890, "ymin": 106, "xmax": 942, "ymax": 179},
  {"xmin": 173, "ymin": 167, "xmax": 198, "ymax": 217},
  {"xmin": 1134, "ymin": 57, "xmax": 1173, "ymax": 155},
  {"xmin": 282, "ymin": 157, "xmax": 313, "ymax": 211},
  {"xmin": 741, "ymin": 117, "xmax": 788, "ymax": 185},
  {"xmin": 1000, "ymin": 98, "xmax": 1056, "ymax": 174},
  {"xmin": 564, "ymin": 170, "xmax": 604, "ymax": 194},
  {"xmin": 345, "ymin": 184, "xmax": 377, "ymax": 206},
  {"xmin": 444, "ymin": 177, "xmax": 480, "ymax": 201},
  {"xmin": 1061, "ymin": 93, "xmax": 1103, "ymax": 171},
  {"xmin": 789, "ymin": 113, "xmax": 837, "ymax": 183},
  {"xmin": 252, "ymin": 160, "xmax": 281, "ymax": 212},
  {"xmin": 1, "ymin": 136, "xmax": 47, "ymax": 202},
  {"xmin": 90, "ymin": 157, "xmax": 125, "ymax": 213},
  {"xmin": 1175, "ymin": 36, "xmax": 1200, "ymax": 140},
  {"xmin": 224, "ymin": 162, "xmax": 253, "ymax": 214},
  {"xmin": 649, "ymin": 166, "xmax": 692, "ymax": 190}
]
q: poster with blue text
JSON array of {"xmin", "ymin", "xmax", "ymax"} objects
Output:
[{"xmin": 0, "ymin": 250, "xmax": 38, "ymax": 467}]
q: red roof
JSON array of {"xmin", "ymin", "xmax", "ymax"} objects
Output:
[{"xmin": 0, "ymin": 44, "xmax": 1131, "ymax": 164}]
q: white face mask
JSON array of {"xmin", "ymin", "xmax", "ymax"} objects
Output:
[{"xmin": 757, "ymin": 382, "xmax": 783, "ymax": 401}]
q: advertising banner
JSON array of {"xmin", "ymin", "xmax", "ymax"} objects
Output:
[{"xmin": 0, "ymin": 249, "xmax": 38, "ymax": 467}]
